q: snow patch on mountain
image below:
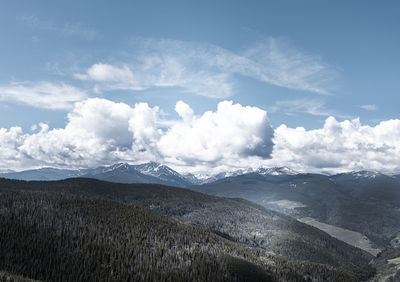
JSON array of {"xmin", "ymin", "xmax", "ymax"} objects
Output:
[
  {"xmin": 256, "ymin": 167, "xmax": 298, "ymax": 176},
  {"xmin": 135, "ymin": 162, "xmax": 181, "ymax": 178}
]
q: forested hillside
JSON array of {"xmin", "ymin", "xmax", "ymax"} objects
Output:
[
  {"xmin": 0, "ymin": 191, "xmax": 359, "ymax": 282},
  {"xmin": 369, "ymin": 247, "xmax": 400, "ymax": 281},
  {"xmin": 191, "ymin": 172, "xmax": 400, "ymax": 250},
  {"xmin": 0, "ymin": 177, "xmax": 375, "ymax": 280}
]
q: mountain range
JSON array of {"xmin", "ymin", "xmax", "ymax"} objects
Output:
[
  {"xmin": 0, "ymin": 162, "xmax": 305, "ymax": 187},
  {"xmin": 0, "ymin": 162, "xmax": 193, "ymax": 187},
  {"xmin": 2, "ymin": 162, "xmax": 400, "ymax": 280},
  {"xmin": 2, "ymin": 163, "xmax": 400, "ymax": 254},
  {"xmin": 3, "ymin": 162, "xmax": 399, "ymax": 188}
]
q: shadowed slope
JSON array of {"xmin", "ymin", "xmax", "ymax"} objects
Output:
[
  {"xmin": 0, "ymin": 177, "xmax": 374, "ymax": 279},
  {"xmin": 0, "ymin": 191, "xmax": 360, "ymax": 282}
]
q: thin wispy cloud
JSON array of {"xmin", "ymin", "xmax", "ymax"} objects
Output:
[
  {"xmin": 18, "ymin": 14, "xmax": 97, "ymax": 40},
  {"xmin": 74, "ymin": 38, "xmax": 336, "ymax": 97},
  {"xmin": 360, "ymin": 104, "xmax": 377, "ymax": 111},
  {"xmin": 271, "ymin": 99, "xmax": 348, "ymax": 118},
  {"xmin": 242, "ymin": 39, "xmax": 335, "ymax": 95},
  {"xmin": 0, "ymin": 82, "xmax": 87, "ymax": 110}
]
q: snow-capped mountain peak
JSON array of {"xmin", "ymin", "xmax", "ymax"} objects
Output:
[
  {"xmin": 349, "ymin": 170, "xmax": 383, "ymax": 179},
  {"xmin": 256, "ymin": 167, "xmax": 298, "ymax": 176},
  {"xmin": 134, "ymin": 162, "xmax": 181, "ymax": 178},
  {"xmin": 185, "ymin": 166, "xmax": 299, "ymax": 185},
  {"xmin": 105, "ymin": 162, "xmax": 130, "ymax": 172}
]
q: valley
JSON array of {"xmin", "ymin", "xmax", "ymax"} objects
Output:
[
  {"xmin": 190, "ymin": 169, "xmax": 400, "ymax": 253},
  {"xmin": 298, "ymin": 217, "xmax": 380, "ymax": 256}
]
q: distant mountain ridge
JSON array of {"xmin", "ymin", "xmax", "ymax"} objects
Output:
[
  {"xmin": 0, "ymin": 167, "xmax": 83, "ymax": 181},
  {"xmin": 0, "ymin": 163, "xmax": 302, "ymax": 186},
  {"xmin": 1, "ymin": 162, "xmax": 400, "ymax": 188},
  {"xmin": 0, "ymin": 162, "xmax": 192, "ymax": 187}
]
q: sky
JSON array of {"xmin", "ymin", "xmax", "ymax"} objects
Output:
[{"xmin": 1, "ymin": 0, "xmax": 400, "ymax": 174}]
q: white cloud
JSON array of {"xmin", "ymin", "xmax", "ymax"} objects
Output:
[
  {"xmin": 74, "ymin": 38, "xmax": 335, "ymax": 97},
  {"xmin": 158, "ymin": 101, "xmax": 274, "ymax": 165},
  {"xmin": 0, "ymin": 98, "xmax": 273, "ymax": 172},
  {"xmin": 175, "ymin": 101, "xmax": 194, "ymax": 123},
  {"xmin": 241, "ymin": 39, "xmax": 334, "ymax": 95},
  {"xmin": 12, "ymin": 98, "xmax": 161, "ymax": 169},
  {"xmin": 0, "ymin": 82, "xmax": 87, "ymax": 110},
  {"xmin": 0, "ymin": 127, "xmax": 26, "ymax": 168},
  {"xmin": 271, "ymin": 117, "xmax": 400, "ymax": 173},
  {"xmin": 74, "ymin": 63, "xmax": 134, "ymax": 82},
  {"xmin": 271, "ymin": 99, "xmax": 349, "ymax": 118},
  {"xmin": 360, "ymin": 104, "xmax": 377, "ymax": 111},
  {"xmin": 2, "ymin": 98, "xmax": 398, "ymax": 175}
]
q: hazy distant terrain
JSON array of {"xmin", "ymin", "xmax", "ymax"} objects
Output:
[
  {"xmin": 0, "ymin": 162, "xmax": 192, "ymax": 188},
  {"xmin": 191, "ymin": 170, "xmax": 400, "ymax": 253}
]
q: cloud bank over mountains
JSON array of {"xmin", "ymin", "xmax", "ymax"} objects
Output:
[
  {"xmin": 0, "ymin": 98, "xmax": 274, "ymax": 173},
  {"xmin": 2, "ymin": 97, "xmax": 400, "ymax": 175},
  {"xmin": 159, "ymin": 100, "xmax": 273, "ymax": 166},
  {"xmin": 272, "ymin": 117, "xmax": 400, "ymax": 173}
]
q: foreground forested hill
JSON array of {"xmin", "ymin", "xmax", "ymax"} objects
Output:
[
  {"xmin": 0, "ymin": 177, "xmax": 375, "ymax": 280},
  {"xmin": 0, "ymin": 190, "xmax": 361, "ymax": 282}
]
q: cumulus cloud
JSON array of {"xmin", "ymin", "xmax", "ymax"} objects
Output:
[
  {"xmin": 158, "ymin": 101, "xmax": 274, "ymax": 165},
  {"xmin": 74, "ymin": 63, "xmax": 134, "ymax": 82},
  {"xmin": 0, "ymin": 98, "xmax": 273, "ymax": 172},
  {"xmin": 271, "ymin": 117, "xmax": 400, "ymax": 173},
  {"xmin": 175, "ymin": 101, "xmax": 194, "ymax": 123},
  {"xmin": 2, "ymin": 97, "xmax": 399, "ymax": 175},
  {"xmin": 74, "ymin": 38, "xmax": 335, "ymax": 97},
  {"xmin": 0, "ymin": 127, "xmax": 26, "ymax": 168},
  {"xmin": 17, "ymin": 98, "xmax": 161, "ymax": 168},
  {"xmin": 0, "ymin": 82, "xmax": 87, "ymax": 110}
]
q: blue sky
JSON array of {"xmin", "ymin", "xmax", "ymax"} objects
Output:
[{"xmin": 1, "ymin": 1, "xmax": 400, "ymax": 173}]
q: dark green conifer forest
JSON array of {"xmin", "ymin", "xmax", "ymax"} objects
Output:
[{"xmin": 0, "ymin": 188, "xmax": 362, "ymax": 281}]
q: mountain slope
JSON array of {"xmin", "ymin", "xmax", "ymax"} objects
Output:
[
  {"xmin": 0, "ymin": 167, "xmax": 81, "ymax": 181},
  {"xmin": 0, "ymin": 271, "xmax": 38, "ymax": 282},
  {"xmin": 81, "ymin": 163, "xmax": 165, "ymax": 184},
  {"xmin": 125, "ymin": 162, "xmax": 192, "ymax": 187},
  {"xmin": 369, "ymin": 247, "xmax": 400, "ymax": 281},
  {"xmin": 0, "ymin": 177, "xmax": 374, "ymax": 279},
  {"xmin": 191, "ymin": 170, "xmax": 400, "ymax": 251},
  {"xmin": 0, "ymin": 190, "xmax": 363, "ymax": 282},
  {"xmin": 0, "ymin": 162, "xmax": 193, "ymax": 187}
]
